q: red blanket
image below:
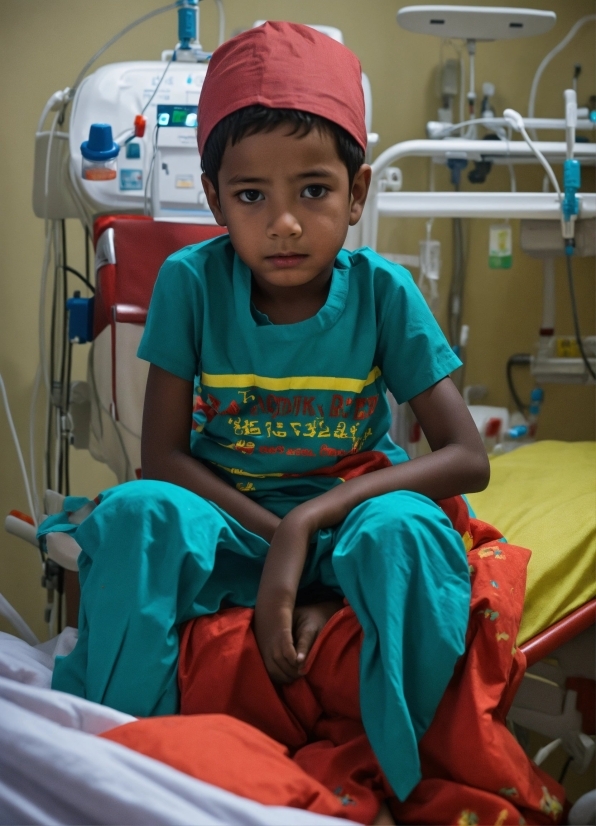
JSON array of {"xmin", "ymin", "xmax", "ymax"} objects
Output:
[{"xmin": 103, "ymin": 497, "xmax": 565, "ymax": 825}]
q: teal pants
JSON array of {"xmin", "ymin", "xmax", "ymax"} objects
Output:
[{"xmin": 42, "ymin": 480, "xmax": 470, "ymax": 800}]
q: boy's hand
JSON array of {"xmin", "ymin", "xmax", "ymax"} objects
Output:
[
  {"xmin": 254, "ymin": 510, "xmax": 315, "ymax": 683},
  {"xmin": 293, "ymin": 599, "xmax": 344, "ymax": 668},
  {"xmin": 254, "ymin": 593, "xmax": 299, "ymax": 683}
]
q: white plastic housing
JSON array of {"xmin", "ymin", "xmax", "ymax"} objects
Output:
[
  {"xmin": 69, "ymin": 61, "xmax": 211, "ymax": 216},
  {"xmin": 397, "ymin": 6, "xmax": 556, "ymax": 41}
]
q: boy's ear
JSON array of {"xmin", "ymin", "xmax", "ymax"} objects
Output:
[
  {"xmin": 348, "ymin": 164, "xmax": 372, "ymax": 226},
  {"xmin": 201, "ymin": 173, "xmax": 227, "ymax": 226}
]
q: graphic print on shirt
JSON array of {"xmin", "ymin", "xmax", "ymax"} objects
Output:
[{"xmin": 191, "ymin": 367, "xmax": 389, "ymax": 491}]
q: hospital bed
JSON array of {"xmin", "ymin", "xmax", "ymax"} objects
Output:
[
  {"xmin": 1, "ymin": 3, "xmax": 595, "ymax": 818},
  {"xmin": 0, "ymin": 629, "xmax": 343, "ymax": 825},
  {"xmin": 7, "ymin": 213, "xmax": 594, "ymax": 789}
]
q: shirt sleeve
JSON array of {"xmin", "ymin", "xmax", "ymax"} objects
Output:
[
  {"xmin": 374, "ymin": 260, "xmax": 462, "ymax": 404},
  {"xmin": 137, "ymin": 250, "xmax": 204, "ymax": 382}
]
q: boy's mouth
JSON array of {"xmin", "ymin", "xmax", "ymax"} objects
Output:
[{"xmin": 266, "ymin": 253, "xmax": 308, "ymax": 269}]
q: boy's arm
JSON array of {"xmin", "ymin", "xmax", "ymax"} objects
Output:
[
  {"xmin": 142, "ymin": 364, "xmax": 280, "ymax": 542},
  {"xmin": 254, "ymin": 377, "xmax": 489, "ymax": 681}
]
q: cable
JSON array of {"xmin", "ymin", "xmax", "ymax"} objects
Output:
[
  {"xmin": 145, "ymin": 124, "xmax": 160, "ymax": 216},
  {"xmin": 63, "ymin": 265, "xmax": 95, "ymax": 294},
  {"xmin": 503, "ymin": 109, "xmax": 563, "ymax": 201},
  {"xmin": 565, "ymin": 255, "xmax": 596, "ymax": 380},
  {"xmin": 528, "ymin": 15, "xmax": 596, "ymax": 134},
  {"xmin": 141, "ymin": 54, "xmax": 174, "ymax": 116},
  {"xmin": 506, "ymin": 354, "xmax": 531, "ymax": 417},
  {"xmin": 558, "ymin": 755, "xmax": 573, "ymax": 784},
  {"xmin": 0, "ymin": 375, "xmax": 38, "ymax": 526},
  {"xmin": 0, "ymin": 591, "xmax": 40, "ymax": 647},
  {"xmin": 70, "ymin": 2, "xmax": 178, "ymax": 95},
  {"xmin": 85, "ymin": 227, "xmax": 91, "ymax": 284},
  {"xmin": 28, "ymin": 365, "xmax": 42, "ymax": 523}
]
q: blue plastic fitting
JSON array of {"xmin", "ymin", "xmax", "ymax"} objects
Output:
[
  {"xmin": 507, "ymin": 424, "xmax": 528, "ymax": 440},
  {"xmin": 590, "ymin": 110, "xmax": 596, "ymax": 123},
  {"xmin": 177, "ymin": 0, "xmax": 197, "ymax": 49},
  {"xmin": 67, "ymin": 293, "xmax": 94, "ymax": 344},
  {"xmin": 80, "ymin": 124, "xmax": 119, "ymax": 162},
  {"xmin": 447, "ymin": 157, "xmax": 468, "ymax": 188},
  {"xmin": 562, "ymin": 158, "xmax": 581, "ymax": 222}
]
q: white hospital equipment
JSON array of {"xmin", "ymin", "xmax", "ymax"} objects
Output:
[{"xmin": 1, "ymin": 2, "xmax": 595, "ymax": 801}]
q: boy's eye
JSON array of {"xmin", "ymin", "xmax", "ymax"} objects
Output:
[
  {"xmin": 238, "ymin": 189, "xmax": 264, "ymax": 203},
  {"xmin": 302, "ymin": 185, "xmax": 327, "ymax": 200}
]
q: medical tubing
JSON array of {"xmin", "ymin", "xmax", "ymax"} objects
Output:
[
  {"xmin": 565, "ymin": 255, "xmax": 596, "ymax": 380},
  {"xmin": 0, "ymin": 375, "xmax": 38, "ymax": 527},
  {"xmin": 43, "ymin": 112, "xmax": 60, "ymax": 210},
  {"xmin": 58, "ymin": 222, "xmax": 69, "ymax": 494},
  {"xmin": 528, "ymin": 15, "xmax": 596, "ymax": 130},
  {"xmin": 28, "ymin": 365, "xmax": 42, "ymax": 523},
  {"xmin": 506, "ymin": 354, "xmax": 531, "ymax": 416},
  {"xmin": 38, "ymin": 222, "xmax": 54, "ymax": 392},
  {"xmin": 145, "ymin": 125, "xmax": 160, "ymax": 215},
  {"xmin": 141, "ymin": 55, "xmax": 174, "ymax": 116},
  {"xmin": 70, "ymin": 2, "xmax": 179, "ymax": 94},
  {"xmin": 0, "ymin": 592, "xmax": 40, "ymax": 647},
  {"xmin": 519, "ymin": 125, "xmax": 562, "ymax": 201}
]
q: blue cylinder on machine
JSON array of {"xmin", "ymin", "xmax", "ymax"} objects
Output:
[{"xmin": 177, "ymin": 0, "xmax": 198, "ymax": 49}]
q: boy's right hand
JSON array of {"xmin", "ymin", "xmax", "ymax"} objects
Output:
[{"xmin": 254, "ymin": 592, "xmax": 299, "ymax": 683}]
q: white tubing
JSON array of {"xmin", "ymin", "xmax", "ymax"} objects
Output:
[
  {"xmin": 0, "ymin": 375, "xmax": 37, "ymax": 527},
  {"xmin": 0, "ymin": 591, "xmax": 40, "ymax": 647},
  {"xmin": 361, "ymin": 138, "xmax": 594, "ymax": 248},
  {"xmin": 528, "ymin": 15, "xmax": 596, "ymax": 125},
  {"xmin": 28, "ymin": 364, "xmax": 42, "ymax": 523}
]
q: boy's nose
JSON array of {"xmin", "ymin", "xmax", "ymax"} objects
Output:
[{"xmin": 267, "ymin": 210, "xmax": 302, "ymax": 239}]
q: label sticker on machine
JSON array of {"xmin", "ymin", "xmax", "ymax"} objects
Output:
[
  {"xmin": 175, "ymin": 175, "xmax": 195, "ymax": 189},
  {"xmin": 120, "ymin": 170, "xmax": 143, "ymax": 191},
  {"xmin": 489, "ymin": 224, "xmax": 512, "ymax": 269}
]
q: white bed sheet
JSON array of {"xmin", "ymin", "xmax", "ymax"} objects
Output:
[{"xmin": 0, "ymin": 631, "xmax": 349, "ymax": 826}]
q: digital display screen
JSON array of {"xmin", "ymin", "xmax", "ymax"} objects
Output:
[{"xmin": 156, "ymin": 104, "xmax": 197, "ymax": 128}]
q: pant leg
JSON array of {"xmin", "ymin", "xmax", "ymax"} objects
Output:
[
  {"xmin": 51, "ymin": 480, "xmax": 268, "ymax": 717},
  {"xmin": 330, "ymin": 490, "xmax": 470, "ymax": 801}
]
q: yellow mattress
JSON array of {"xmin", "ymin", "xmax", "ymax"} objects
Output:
[{"xmin": 467, "ymin": 440, "xmax": 596, "ymax": 645}]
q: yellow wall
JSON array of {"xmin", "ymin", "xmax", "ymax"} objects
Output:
[{"xmin": 0, "ymin": 0, "xmax": 594, "ymax": 638}]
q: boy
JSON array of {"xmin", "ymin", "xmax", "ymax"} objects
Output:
[{"xmin": 49, "ymin": 22, "xmax": 489, "ymax": 803}]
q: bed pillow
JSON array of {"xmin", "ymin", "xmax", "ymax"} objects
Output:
[{"xmin": 101, "ymin": 713, "xmax": 349, "ymax": 819}]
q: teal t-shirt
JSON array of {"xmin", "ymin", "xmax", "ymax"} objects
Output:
[{"xmin": 137, "ymin": 235, "xmax": 461, "ymax": 515}]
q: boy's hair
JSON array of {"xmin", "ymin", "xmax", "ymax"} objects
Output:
[{"xmin": 201, "ymin": 105, "xmax": 365, "ymax": 193}]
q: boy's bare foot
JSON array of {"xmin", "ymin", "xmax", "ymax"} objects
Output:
[{"xmin": 372, "ymin": 801, "xmax": 396, "ymax": 825}]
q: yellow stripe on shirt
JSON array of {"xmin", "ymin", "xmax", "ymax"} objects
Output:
[{"xmin": 201, "ymin": 366, "xmax": 382, "ymax": 394}]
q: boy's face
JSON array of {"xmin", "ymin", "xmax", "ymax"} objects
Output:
[{"xmin": 202, "ymin": 125, "xmax": 370, "ymax": 290}]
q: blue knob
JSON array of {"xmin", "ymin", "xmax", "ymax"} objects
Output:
[{"xmin": 81, "ymin": 123, "xmax": 119, "ymax": 161}]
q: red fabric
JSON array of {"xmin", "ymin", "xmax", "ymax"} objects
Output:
[
  {"xmin": 177, "ymin": 497, "xmax": 565, "ymax": 825},
  {"xmin": 197, "ymin": 21, "xmax": 367, "ymax": 154},
  {"xmin": 100, "ymin": 497, "xmax": 566, "ymax": 824},
  {"xmin": 101, "ymin": 713, "xmax": 350, "ymax": 819}
]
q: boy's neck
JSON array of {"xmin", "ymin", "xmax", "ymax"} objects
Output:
[{"xmin": 250, "ymin": 263, "xmax": 334, "ymax": 325}]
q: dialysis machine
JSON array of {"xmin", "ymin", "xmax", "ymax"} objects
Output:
[{"xmin": 2, "ymin": 2, "xmax": 596, "ymax": 625}]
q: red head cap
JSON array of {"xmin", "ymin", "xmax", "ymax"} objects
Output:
[{"xmin": 197, "ymin": 21, "xmax": 367, "ymax": 155}]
